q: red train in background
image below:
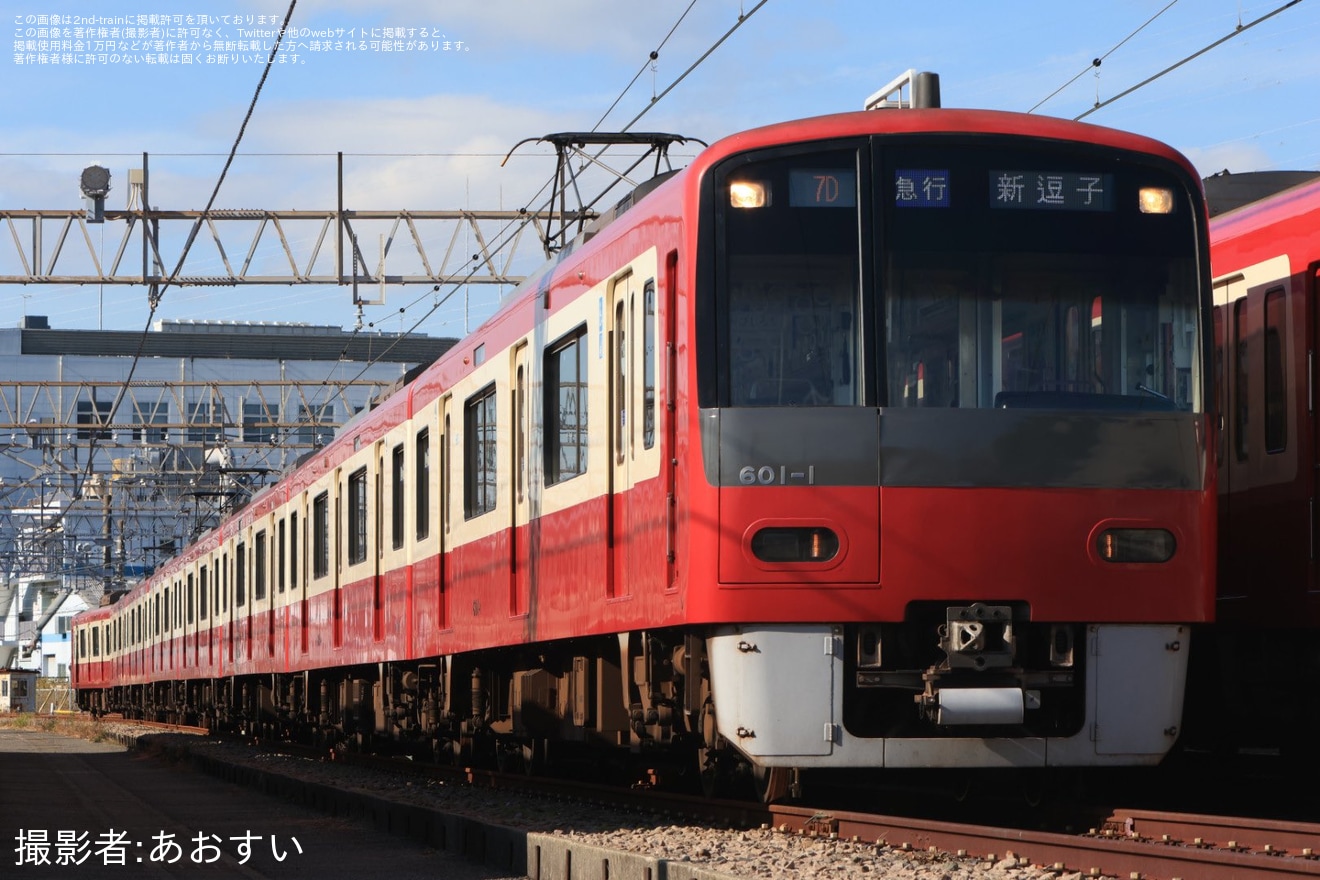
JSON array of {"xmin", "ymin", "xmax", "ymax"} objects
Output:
[
  {"xmin": 72, "ymin": 102, "xmax": 1217, "ymax": 800},
  {"xmin": 1184, "ymin": 170, "xmax": 1320, "ymax": 756}
]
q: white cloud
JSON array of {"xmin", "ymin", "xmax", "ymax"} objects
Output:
[{"xmin": 1184, "ymin": 142, "xmax": 1278, "ymax": 179}]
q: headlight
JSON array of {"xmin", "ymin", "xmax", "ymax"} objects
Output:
[
  {"xmin": 729, "ymin": 180, "xmax": 768, "ymax": 209},
  {"xmin": 751, "ymin": 527, "xmax": 839, "ymax": 562},
  {"xmin": 1096, "ymin": 528, "xmax": 1176, "ymax": 563},
  {"xmin": 1138, "ymin": 187, "xmax": 1174, "ymax": 214}
]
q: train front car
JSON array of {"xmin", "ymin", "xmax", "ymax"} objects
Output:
[{"xmin": 685, "ymin": 110, "xmax": 1215, "ymax": 788}]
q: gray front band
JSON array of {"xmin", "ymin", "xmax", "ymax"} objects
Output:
[{"xmin": 701, "ymin": 406, "xmax": 1203, "ymax": 490}]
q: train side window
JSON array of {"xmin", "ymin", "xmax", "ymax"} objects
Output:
[
  {"xmin": 545, "ymin": 327, "xmax": 589, "ymax": 484},
  {"xmin": 443, "ymin": 415, "xmax": 451, "ymax": 535},
  {"xmin": 517, "ymin": 361, "xmax": 527, "ymax": 503},
  {"xmin": 416, "ymin": 429, "xmax": 430, "ymax": 539},
  {"xmin": 186, "ymin": 574, "xmax": 195, "ymax": 624},
  {"xmin": 616, "ymin": 300, "xmax": 628, "ymax": 462},
  {"xmin": 290, "ymin": 511, "xmax": 299, "ymax": 590},
  {"xmin": 235, "ymin": 542, "xmax": 247, "ymax": 607},
  {"xmin": 1234, "ymin": 298, "xmax": 1249, "ymax": 461},
  {"xmin": 1264, "ymin": 288, "xmax": 1286, "ymax": 453},
  {"xmin": 348, "ymin": 467, "xmax": 368, "ymax": 565},
  {"xmin": 1213, "ymin": 305, "xmax": 1224, "ymax": 467},
  {"xmin": 199, "ymin": 567, "xmax": 208, "ymax": 619},
  {"xmin": 255, "ymin": 530, "xmax": 268, "ymax": 600},
  {"xmin": 644, "ymin": 279, "xmax": 656, "ymax": 449},
  {"xmin": 465, "ymin": 385, "xmax": 498, "ymax": 518},
  {"xmin": 277, "ymin": 519, "xmax": 286, "ymax": 594},
  {"xmin": 392, "ymin": 443, "xmax": 406, "ymax": 549},
  {"xmin": 313, "ymin": 492, "xmax": 330, "ymax": 579}
]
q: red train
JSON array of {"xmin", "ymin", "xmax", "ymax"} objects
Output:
[
  {"xmin": 1186, "ymin": 171, "xmax": 1320, "ymax": 755},
  {"xmin": 73, "ymin": 106, "xmax": 1217, "ymax": 800}
]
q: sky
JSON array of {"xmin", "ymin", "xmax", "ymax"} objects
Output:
[{"xmin": 3, "ymin": 0, "xmax": 1317, "ymax": 338}]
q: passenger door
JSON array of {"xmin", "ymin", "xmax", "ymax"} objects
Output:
[
  {"xmin": 1310, "ymin": 264, "xmax": 1320, "ymax": 602},
  {"xmin": 609, "ymin": 273, "xmax": 640, "ymax": 600},
  {"xmin": 512, "ymin": 342, "xmax": 532, "ymax": 617}
]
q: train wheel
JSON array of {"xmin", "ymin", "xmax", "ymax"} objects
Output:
[
  {"xmin": 696, "ymin": 695, "xmax": 738, "ymax": 798},
  {"xmin": 751, "ymin": 766, "xmax": 793, "ymax": 804},
  {"xmin": 1019, "ymin": 768, "xmax": 1047, "ymax": 807},
  {"xmin": 697, "ymin": 746, "xmax": 735, "ymax": 798},
  {"xmin": 433, "ymin": 738, "xmax": 458, "ymax": 765},
  {"xmin": 495, "ymin": 740, "xmax": 524, "ymax": 774},
  {"xmin": 522, "ymin": 738, "xmax": 547, "ymax": 776}
]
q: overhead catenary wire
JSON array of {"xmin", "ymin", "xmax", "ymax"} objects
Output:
[
  {"xmin": 151, "ymin": 2, "xmax": 299, "ymax": 312},
  {"xmin": 317, "ymin": 1, "xmax": 772, "ymax": 405},
  {"xmin": 591, "ymin": 0, "xmax": 701, "ymax": 133},
  {"xmin": 40, "ymin": 0, "xmax": 299, "ymax": 537},
  {"xmin": 619, "ymin": 0, "xmax": 770, "ymax": 133},
  {"xmin": 1029, "ymin": 0, "xmax": 1179, "ymax": 114},
  {"xmin": 1075, "ymin": 0, "xmax": 1305, "ymax": 122}
]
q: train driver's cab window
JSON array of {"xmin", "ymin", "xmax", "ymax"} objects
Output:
[{"xmin": 719, "ymin": 148, "xmax": 863, "ymax": 407}]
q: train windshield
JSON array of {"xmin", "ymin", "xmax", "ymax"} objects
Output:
[
  {"xmin": 712, "ymin": 139, "xmax": 1204, "ymax": 412},
  {"xmin": 721, "ymin": 148, "xmax": 865, "ymax": 407}
]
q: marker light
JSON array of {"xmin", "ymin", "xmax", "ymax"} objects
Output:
[
  {"xmin": 751, "ymin": 527, "xmax": 839, "ymax": 563},
  {"xmin": 1096, "ymin": 528, "xmax": 1176, "ymax": 563},
  {"xmin": 1138, "ymin": 187, "xmax": 1174, "ymax": 214},
  {"xmin": 729, "ymin": 181, "xmax": 768, "ymax": 209}
]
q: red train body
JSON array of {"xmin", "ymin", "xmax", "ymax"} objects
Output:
[
  {"xmin": 1188, "ymin": 172, "xmax": 1320, "ymax": 753},
  {"xmin": 73, "ymin": 108, "xmax": 1217, "ymax": 793}
]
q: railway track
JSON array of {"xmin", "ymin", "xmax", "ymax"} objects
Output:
[
  {"xmin": 280, "ymin": 750, "xmax": 1320, "ymax": 879},
  {"xmin": 759, "ymin": 803, "xmax": 1320, "ymax": 880},
  {"xmin": 84, "ymin": 717, "xmax": 1320, "ymax": 879}
]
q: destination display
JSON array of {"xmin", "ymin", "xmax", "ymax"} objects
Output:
[
  {"xmin": 788, "ymin": 169, "xmax": 858, "ymax": 207},
  {"xmin": 890, "ymin": 169, "xmax": 1116, "ymax": 212},
  {"xmin": 990, "ymin": 170, "xmax": 1114, "ymax": 211},
  {"xmin": 893, "ymin": 169, "xmax": 951, "ymax": 208}
]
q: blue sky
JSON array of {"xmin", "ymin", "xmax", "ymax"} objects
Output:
[{"xmin": 3, "ymin": 0, "xmax": 1317, "ymax": 336}]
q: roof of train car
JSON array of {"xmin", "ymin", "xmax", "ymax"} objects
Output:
[
  {"xmin": 701, "ymin": 107, "xmax": 1200, "ymax": 171},
  {"xmin": 1209, "ymin": 172, "xmax": 1320, "ymax": 236},
  {"xmin": 1204, "ymin": 170, "xmax": 1320, "ymax": 218},
  {"xmin": 1208, "ymin": 173, "xmax": 1320, "ymax": 283}
]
